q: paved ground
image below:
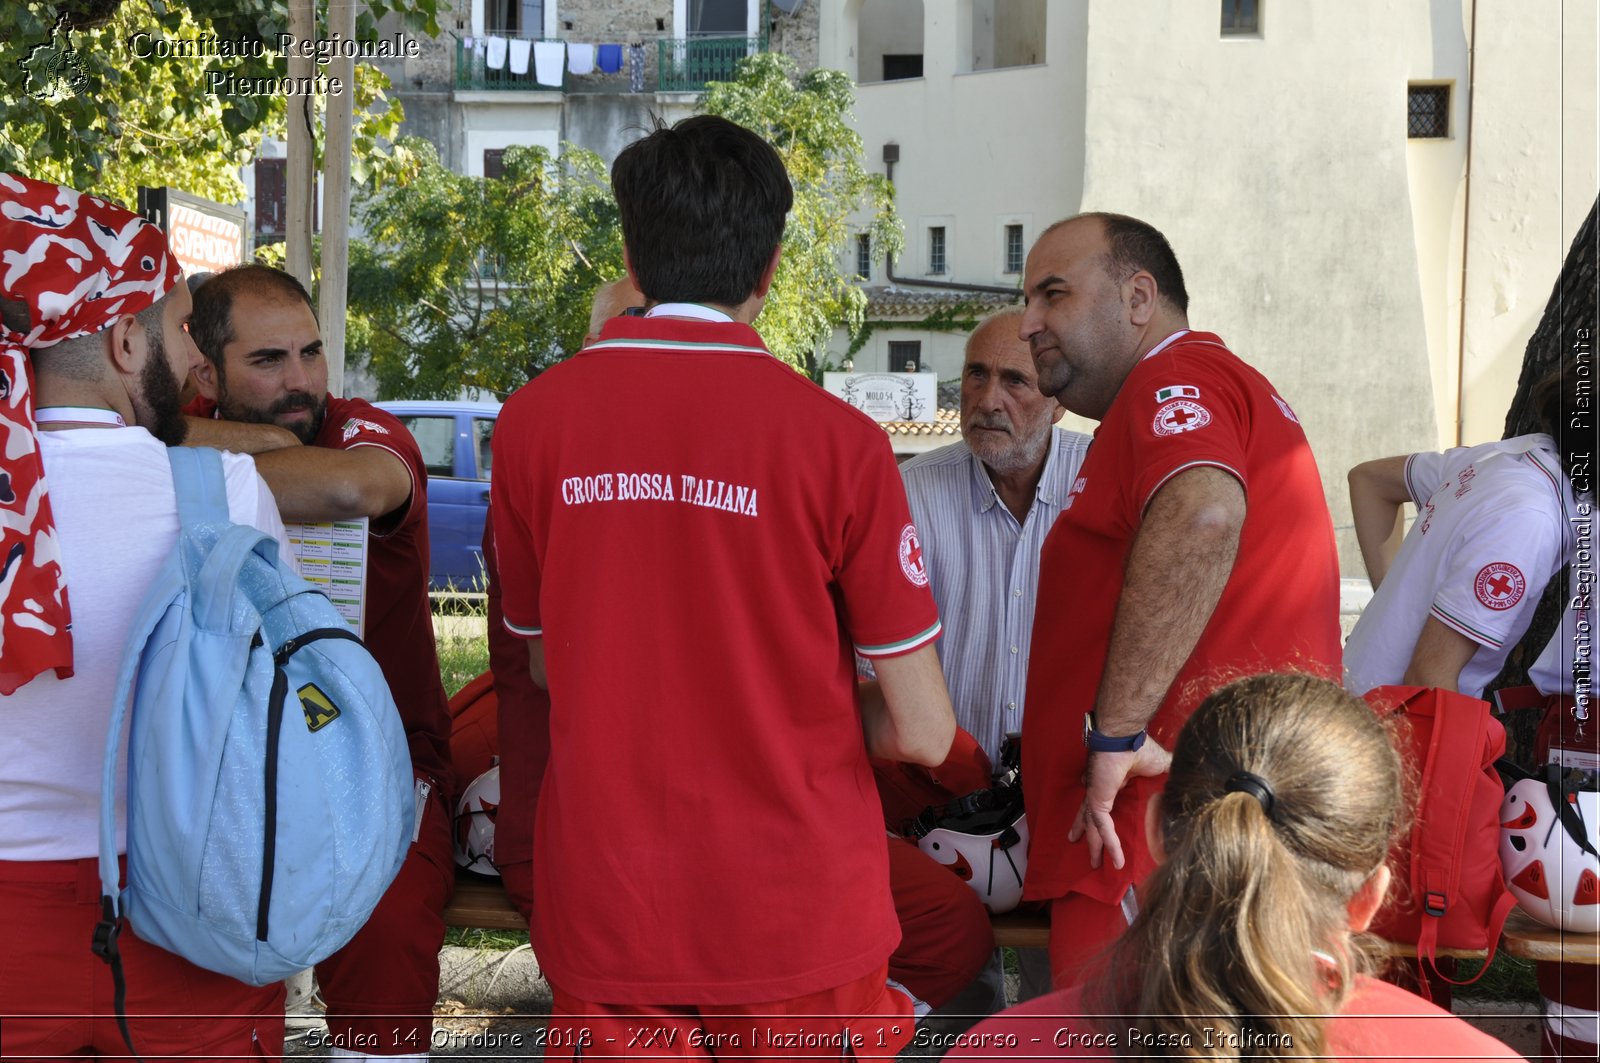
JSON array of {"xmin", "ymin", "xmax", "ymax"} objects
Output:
[{"xmin": 282, "ymin": 946, "xmax": 1544, "ymax": 1060}]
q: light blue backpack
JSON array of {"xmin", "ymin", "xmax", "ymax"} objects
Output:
[{"xmin": 94, "ymin": 447, "xmax": 414, "ymax": 1000}]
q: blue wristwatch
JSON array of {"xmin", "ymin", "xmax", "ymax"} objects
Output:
[{"xmin": 1084, "ymin": 711, "xmax": 1147, "ymax": 753}]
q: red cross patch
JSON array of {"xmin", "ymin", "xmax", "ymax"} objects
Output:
[
  {"xmin": 1152, "ymin": 399, "xmax": 1212, "ymax": 436},
  {"xmin": 898, "ymin": 523, "xmax": 929, "ymax": 587},
  {"xmin": 1474, "ymin": 562, "xmax": 1525, "ymax": 611}
]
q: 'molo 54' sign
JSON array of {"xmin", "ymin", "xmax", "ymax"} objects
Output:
[{"xmin": 823, "ymin": 372, "xmax": 936, "ymax": 423}]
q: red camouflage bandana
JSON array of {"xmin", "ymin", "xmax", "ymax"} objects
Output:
[{"xmin": 0, "ymin": 172, "xmax": 182, "ymax": 694}]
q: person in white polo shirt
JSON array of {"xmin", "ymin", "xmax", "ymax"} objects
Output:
[{"xmin": 1344, "ymin": 365, "xmax": 1580, "ymax": 699}]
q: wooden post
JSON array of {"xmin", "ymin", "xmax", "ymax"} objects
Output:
[
  {"xmin": 284, "ymin": 0, "xmax": 316, "ymax": 291},
  {"xmin": 320, "ymin": 0, "xmax": 355, "ymax": 397}
]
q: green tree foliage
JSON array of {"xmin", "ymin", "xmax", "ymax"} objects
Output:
[
  {"xmin": 1, "ymin": 0, "xmax": 436, "ymax": 207},
  {"xmin": 347, "ymin": 139, "xmax": 621, "ymax": 400},
  {"xmin": 345, "ymin": 52, "xmax": 898, "ymax": 396},
  {"xmin": 701, "ymin": 52, "xmax": 902, "ymax": 374}
]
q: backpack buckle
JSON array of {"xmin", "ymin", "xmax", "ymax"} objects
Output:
[
  {"xmin": 91, "ymin": 896, "xmax": 122, "ymax": 964},
  {"xmin": 1424, "ymin": 891, "xmax": 1448, "ymax": 917}
]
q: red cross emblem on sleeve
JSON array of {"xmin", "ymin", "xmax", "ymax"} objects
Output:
[
  {"xmin": 898, "ymin": 523, "xmax": 929, "ymax": 587},
  {"xmin": 1474, "ymin": 562, "xmax": 1526, "ymax": 611},
  {"xmin": 1152, "ymin": 399, "xmax": 1212, "ymax": 436}
]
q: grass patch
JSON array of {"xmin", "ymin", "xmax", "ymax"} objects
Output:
[
  {"xmin": 435, "ymin": 594, "xmax": 491, "ymax": 699},
  {"xmin": 445, "ymin": 926, "xmax": 529, "ymax": 949},
  {"xmin": 1452, "ymin": 949, "xmax": 1539, "ymax": 1002},
  {"xmin": 433, "ymin": 604, "xmax": 504, "ymax": 952}
]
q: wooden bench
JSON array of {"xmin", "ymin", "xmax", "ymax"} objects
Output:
[
  {"xmin": 445, "ymin": 873, "xmax": 1052, "ymax": 947},
  {"xmin": 1499, "ymin": 908, "xmax": 1600, "ymax": 964}
]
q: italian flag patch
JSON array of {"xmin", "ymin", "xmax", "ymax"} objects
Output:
[{"xmin": 1154, "ymin": 385, "xmax": 1200, "ymax": 402}]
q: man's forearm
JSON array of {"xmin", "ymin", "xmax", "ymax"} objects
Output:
[
  {"xmin": 252, "ymin": 445, "xmax": 411, "ymax": 523},
  {"xmin": 525, "ymin": 638, "xmax": 547, "ymax": 691},
  {"xmin": 183, "ymin": 415, "xmax": 301, "ymax": 455},
  {"xmin": 1349, "ymin": 457, "xmax": 1411, "ymax": 590},
  {"xmin": 1093, "ymin": 467, "xmax": 1245, "ymax": 736},
  {"xmin": 867, "ymin": 645, "xmax": 957, "ymax": 767}
]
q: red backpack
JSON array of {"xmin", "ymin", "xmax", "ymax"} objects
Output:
[{"xmin": 1365, "ymin": 686, "xmax": 1517, "ymax": 984}]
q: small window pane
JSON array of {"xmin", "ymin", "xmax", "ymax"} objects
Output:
[
  {"xmin": 1407, "ymin": 85, "xmax": 1450, "ymax": 138},
  {"xmin": 689, "ymin": 0, "xmax": 747, "ymax": 35},
  {"xmin": 473, "ymin": 418, "xmax": 496, "ymax": 480},
  {"xmin": 929, "ymin": 227, "xmax": 946, "ymax": 275},
  {"xmin": 1221, "ymin": 0, "xmax": 1259, "ymax": 35},
  {"xmin": 889, "ymin": 340, "xmax": 922, "ymax": 373},
  {"xmin": 399, "ymin": 416, "xmax": 457, "ymax": 479},
  {"xmin": 1004, "ymin": 224, "xmax": 1024, "ymax": 274},
  {"xmin": 856, "ymin": 233, "xmax": 871, "ymax": 280},
  {"xmin": 484, "ymin": 149, "xmax": 506, "ymax": 181},
  {"xmin": 883, "ymin": 54, "xmax": 923, "ymax": 80}
]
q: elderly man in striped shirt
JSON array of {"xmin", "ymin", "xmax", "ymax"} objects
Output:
[{"xmin": 881, "ymin": 307, "xmax": 1092, "ymax": 1017}]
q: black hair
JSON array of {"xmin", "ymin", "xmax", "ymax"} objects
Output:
[
  {"xmin": 611, "ymin": 114, "xmax": 793, "ymax": 308},
  {"xmin": 189, "ymin": 263, "xmax": 315, "ymax": 370},
  {"xmin": 1047, "ymin": 212, "xmax": 1190, "ymax": 314}
]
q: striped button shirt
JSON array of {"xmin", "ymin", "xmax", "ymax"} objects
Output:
[{"xmin": 891, "ymin": 429, "xmax": 1092, "ymax": 761}]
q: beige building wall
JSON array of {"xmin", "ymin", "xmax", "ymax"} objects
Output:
[
  {"xmin": 820, "ymin": 0, "xmax": 1086, "ymax": 380},
  {"xmin": 1081, "ymin": 0, "xmax": 1443, "ymax": 570},
  {"xmin": 827, "ymin": 0, "xmax": 1594, "ymax": 571},
  {"xmin": 854, "ymin": 0, "xmax": 925, "ymax": 84},
  {"xmin": 1453, "ymin": 0, "xmax": 1596, "ymax": 446},
  {"xmin": 1401, "ymin": 0, "xmax": 1596, "ymax": 451}
]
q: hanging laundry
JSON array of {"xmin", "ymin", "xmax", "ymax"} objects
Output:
[
  {"xmin": 628, "ymin": 43, "xmax": 645, "ymax": 92},
  {"xmin": 597, "ymin": 43, "xmax": 623, "ymax": 74},
  {"xmin": 509, "ymin": 37, "xmax": 532, "ymax": 76},
  {"xmin": 567, "ymin": 43, "xmax": 596, "ymax": 76},
  {"xmin": 533, "ymin": 40, "xmax": 566, "ymax": 86},
  {"xmin": 486, "ymin": 35, "xmax": 507, "ymax": 70}
]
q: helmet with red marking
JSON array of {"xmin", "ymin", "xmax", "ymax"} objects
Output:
[
  {"xmin": 908, "ymin": 736, "xmax": 1029, "ymax": 914},
  {"xmin": 1499, "ymin": 773, "xmax": 1600, "ymax": 932},
  {"xmin": 454, "ymin": 765, "xmax": 501, "ymax": 877}
]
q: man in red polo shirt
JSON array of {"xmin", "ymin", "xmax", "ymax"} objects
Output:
[
  {"xmin": 1017, "ymin": 213, "xmax": 1341, "ymax": 988},
  {"xmin": 491, "ymin": 115, "xmax": 957, "ymax": 1058},
  {"xmin": 187, "ymin": 264, "xmax": 453, "ymax": 1062}
]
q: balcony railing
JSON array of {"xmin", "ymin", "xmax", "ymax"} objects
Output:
[
  {"xmin": 455, "ymin": 36, "xmax": 566, "ymax": 92},
  {"xmin": 657, "ymin": 35, "xmax": 764, "ymax": 92}
]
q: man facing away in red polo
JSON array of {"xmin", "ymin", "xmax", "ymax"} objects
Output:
[
  {"xmin": 1016, "ymin": 213, "xmax": 1342, "ymax": 988},
  {"xmin": 490, "ymin": 115, "xmax": 958, "ymax": 1058}
]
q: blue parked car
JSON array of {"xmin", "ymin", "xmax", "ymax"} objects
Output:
[{"xmin": 374, "ymin": 400, "xmax": 501, "ymax": 592}]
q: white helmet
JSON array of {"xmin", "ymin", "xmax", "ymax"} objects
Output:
[
  {"xmin": 916, "ymin": 802, "xmax": 1029, "ymax": 914},
  {"xmin": 454, "ymin": 765, "xmax": 501, "ymax": 877},
  {"xmin": 1499, "ymin": 773, "xmax": 1600, "ymax": 932}
]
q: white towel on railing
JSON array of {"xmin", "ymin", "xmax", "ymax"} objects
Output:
[
  {"xmin": 567, "ymin": 43, "xmax": 596, "ymax": 75},
  {"xmin": 533, "ymin": 41, "xmax": 565, "ymax": 85},
  {"xmin": 509, "ymin": 38, "xmax": 532, "ymax": 75},
  {"xmin": 485, "ymin": 35, "xmax": 507, "ymax": 70}
]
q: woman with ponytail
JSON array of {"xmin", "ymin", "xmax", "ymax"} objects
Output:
[{"xmin": 951, "ymin": 674, "xmax": 1522, "ymax": 1061}]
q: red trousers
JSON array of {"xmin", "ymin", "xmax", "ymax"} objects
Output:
[
  {"xmin": 499, "ymin": 837, "xmax": 990, "ymax": 1012},
  {"xmin": 544, "ymin": 963, "xmax": 914, "ymax": 1060},
  {"xmin": 313, "ymin": 779, "xmax": 455, "ymax": 1055},
  {"xmin": 0, "ymin": 856, "xmax": 285, "ymax": 1061},
  {"xmin": 885, "ymin": 835, "xmax": 993, "ymax": 1007},
  {"xmin": 1047, "ymin": 891, "xmax": 1135, "ymax": 991}
]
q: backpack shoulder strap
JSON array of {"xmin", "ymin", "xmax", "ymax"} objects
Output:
[
  {"xmin": 97, "ymin": 448, "xmax": 234, "ymax": 910},
  {"xmin": 167, "ymin": 447, "xmax": 231, "ymax": 527}
]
